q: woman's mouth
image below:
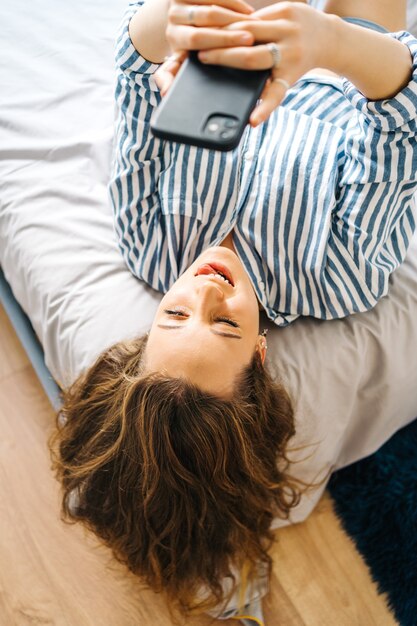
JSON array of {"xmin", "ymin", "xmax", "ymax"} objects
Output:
[{"xmin": 194, "ymin": 262, "xmax": 235, "ymax": 287}]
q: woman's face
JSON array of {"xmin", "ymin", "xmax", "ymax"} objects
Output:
[{"xmin": 145, "ymin": 246, "xmax": 264, "ymax": 397}]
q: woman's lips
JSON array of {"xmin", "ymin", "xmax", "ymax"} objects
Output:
[{"xmin": 195, "ymin": 262, "xmax": 235, "ymax": 286}]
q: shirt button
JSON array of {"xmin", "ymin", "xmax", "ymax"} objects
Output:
[
  {"xmin": 259, "ymin": 281, "xmax": 265, "ymax": 291},
  {"xmin": 245, "ymin": 151, "xmax": 254, "ymax": 161}
]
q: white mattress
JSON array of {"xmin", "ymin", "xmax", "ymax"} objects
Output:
[{"xmin": 1, "ymin": 0, "xmax": 417, "ymax": 527}]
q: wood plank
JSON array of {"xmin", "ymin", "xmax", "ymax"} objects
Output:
[
  {"xmin": 0, "ymin": 304, "xmax": 29, "ymax": 380},
  {"xmin": 268, "ymin": 493, "xmax": 397, "ymax": 625}
]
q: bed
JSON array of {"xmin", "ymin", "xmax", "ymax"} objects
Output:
[{"xmin": 1, "ymin": 0, "xmax": 417, "ymax": 618}]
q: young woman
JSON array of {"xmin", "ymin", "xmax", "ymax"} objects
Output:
[{"xmin": 50, "ymin": 0, "xmax": 417, "ymax": 624}]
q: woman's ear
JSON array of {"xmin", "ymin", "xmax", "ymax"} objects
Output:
[{"xmin": 256, "ymin": 335, "xmax": 267, "ymax": 365}]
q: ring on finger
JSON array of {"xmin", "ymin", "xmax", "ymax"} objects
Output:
[
  {"xmin": 266, "ymin": 42, "xmax": 281, "ymax": 69},
  {"xmin": 271, "ymin": 77, "xmax": 290, "ymax": 91},
  {"xmin": 187, "ymin": 5, "xmax": 197, "ymax": 25}
]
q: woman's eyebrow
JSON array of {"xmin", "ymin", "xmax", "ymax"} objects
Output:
[{"xmin": 156, "ymin": 324, "xmax": 241, "ymax": 339}]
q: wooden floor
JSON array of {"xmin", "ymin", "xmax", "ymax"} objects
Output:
[{"xmin": 0, "ymin": 303, "xmax": 399, "ymax": 626}]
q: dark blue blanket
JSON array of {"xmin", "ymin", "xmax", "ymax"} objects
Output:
[{"xmin": 328, "ymin": 418, "xmax": 417, "ymax": 626}]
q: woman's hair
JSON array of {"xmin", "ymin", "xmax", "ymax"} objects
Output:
[{"xmin": 49, "ymin": 334, "xmax": 324, "ymax": 622}]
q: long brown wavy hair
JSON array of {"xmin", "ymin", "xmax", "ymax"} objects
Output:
[{"xmin": 49, "ymin": 334, "xmax": 324, "ymax": 622}]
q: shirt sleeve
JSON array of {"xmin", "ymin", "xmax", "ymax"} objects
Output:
[
  {"xmin": 322, "ymin": 30, "xmax": 417, "ymax": 317},
  {"xmin": 109, "ymin": 1, "xmax": 193, "ymax": 292},
  {"xmin": 342, "ymin": 31, "xmax": 417, "ymax": 132},
  {"xmin": 115, "ymin": 0, "xmax": 161, "ymax": 86}
]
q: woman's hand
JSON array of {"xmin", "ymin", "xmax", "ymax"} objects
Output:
[
  {"xmin": 154, "ymin": 1, "xmax": 335, "ymax": 128},
  {"xmin": 154, "ymin": 0, "xmax": 259, "ymax": 96},
  {"xmin": 199, "ymin": 2, "xmax": 333, "ymax": 126}
]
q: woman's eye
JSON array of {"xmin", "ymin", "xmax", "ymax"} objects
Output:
[
  {"xmin": 163, "ymin": 310, "xmax": 238, "ymax": 327},
  {"xmin": 215, "ymin": 317, "xmax": 239, "ymax": 328},
  {"xmin": 164, "ymin": 309, "xmax": 188, "ymax": 318}
]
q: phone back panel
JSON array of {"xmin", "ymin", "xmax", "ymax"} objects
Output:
[{"xmin": 150, "ymin": 51, "xmax": 269, "ymax": 151}]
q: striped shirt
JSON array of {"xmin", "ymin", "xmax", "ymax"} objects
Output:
[{"xmin": 109, "ymin": 1, "xmax": 417, "ymax": 327}]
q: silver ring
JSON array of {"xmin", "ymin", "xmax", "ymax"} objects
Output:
[
  {"xmin": 266, "ymin": 42, "xmax": 281, "ymax": 69},
  {"xmin": 271, "ymin": 77, "xmax": 290, "ymax": 91},
  {"xmin": 187, "ymin": 5, "xmax": 196, "ymax": 25}
]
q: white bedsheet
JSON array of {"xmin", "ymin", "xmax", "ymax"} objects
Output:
[{"xmin": 1, "ymin": 0, "xmax": 417, "ymax": 526}]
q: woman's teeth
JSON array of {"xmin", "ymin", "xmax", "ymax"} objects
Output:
[{"xmin": 207, "ymin": 272, "xmax": 231, "ymax": 285}]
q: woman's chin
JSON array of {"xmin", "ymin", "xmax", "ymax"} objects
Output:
[
  {"xmin": 200, "ymin": 246, "xmax": 243, "ymax": 277},
  {"xmin": 204, "ymin": 245, "xmax": 238, "ymax": 260}
]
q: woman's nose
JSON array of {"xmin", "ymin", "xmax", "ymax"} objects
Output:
[{"xmin": 197, "ymin": 280, "xmax": 225, "ymax": 305}]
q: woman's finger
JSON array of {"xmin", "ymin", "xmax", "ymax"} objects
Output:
[
  {"xmin": 197, "ymin": 41, "xmax": 284, "ymax": 69},
  {"xmin": 154, "ymin": 51, "xmax": 188, "ymax": 95},
  {"xmin": 250, "ymin": 1, "xmax": 300, "ymax": 21},
  {"xmin": 249, "ymin": 76, "xmax": 291, "ymax": 127},
  {"xmin": 154, "ymin": 67, "xmax": 176, "ymax": 96},
  {"xmin": 222, "ymin": 18, "xmax": 293, "ymax": 43},
  {"xmin": 168, "ymin": 3, "xmax": 259, "ymax": 27},
  {"xmin": 174, "ymin": 0, "xmax": 255, "ymax": 16},
  {"xmin": 167, "ymin": 24, "xmax": 254, "ymax": 51}
]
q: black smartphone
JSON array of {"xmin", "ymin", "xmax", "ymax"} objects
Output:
[{"xmin": 150, "ymin": 51, "xmax": 270, "ymax": 151}]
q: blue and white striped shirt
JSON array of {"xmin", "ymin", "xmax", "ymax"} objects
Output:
[{"xmin": 109, "ymin": 1, "xmax": 417, "ymax": 326}]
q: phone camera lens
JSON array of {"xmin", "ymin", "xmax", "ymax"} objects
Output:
[
  {"xmin": 220, "ymin": 129, "xmax": 235, "ymax": 140},
  {"xmin": 224, "ymin": 119, "xmax": 239, "ymax": 129},
  {"xmin": 208, "ymin": 122, "xmax": 220, "ymax": 133}
]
